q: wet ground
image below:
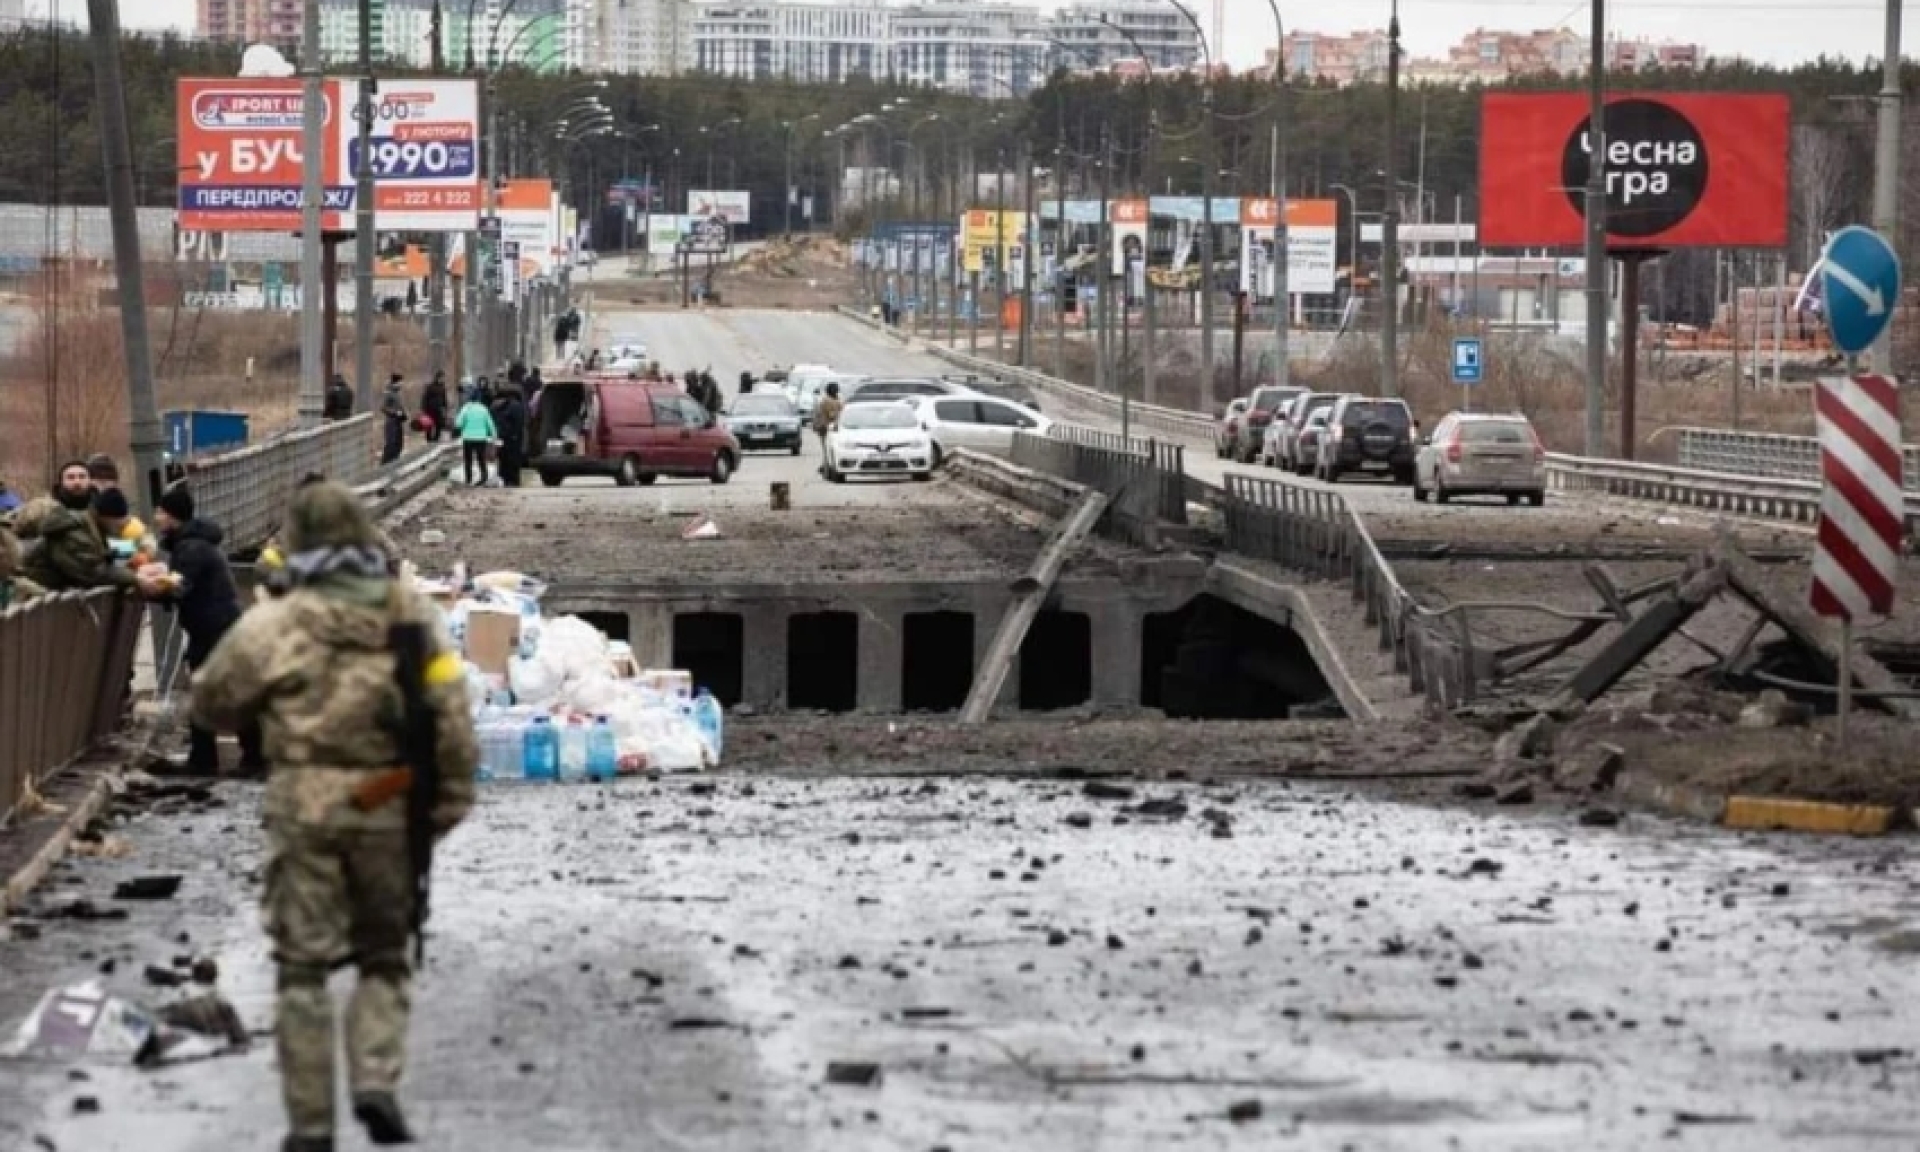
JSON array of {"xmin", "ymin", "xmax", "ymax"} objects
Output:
[{"xmin": 4, "ymin": 768, "xmax": 1917, "ymax": 1151}]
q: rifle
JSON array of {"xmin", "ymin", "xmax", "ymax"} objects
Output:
[{"xmin": 386, "ymin": 618, "xmax": 439, "ymax": 965}]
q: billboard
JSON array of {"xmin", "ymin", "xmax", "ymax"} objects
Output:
[
  {"xmin": 498, "ymin": 179, "xmax": 557, "ymax": 275},
  {"xmin": 961, "ymin": 209, "xmax": 1026, "ymax": 274},
  {"xmin": 1110, "ymin": 199, "xmax": 1147, "ymax": 277},
  {"xmin": 687, "ymin": 189, "xmax": 751, "ymax": 224},
  {"xmin": 648, "ymin": 215, "xmax": 687, "ymax": 256},
  {"xmin": 1240, "ymin": 198, "xmax": 1338, "ymax": 297},
  {"xmin": 1479, "ymin": 92, "xmax": 1789, "ymax": 249},
  {"xmin": 177, "ymin": 77, "xmax": 481, "ymax": 233}
]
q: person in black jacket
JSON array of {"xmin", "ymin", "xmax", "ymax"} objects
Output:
[
  {"xmin": 154, "ymin": 484, "xmax": 263, "ymax": 775},
  {"xmin": 323, "ymin": 374, "xmax": 354, "ymax": 420},
  {"xmin": 490, "ymin": 385, "xmax": 528, "ymax": 488},
  {"xmin": 380, "ymin": 375, "xmax": 408, "ymax": 464},
  {"xmin": 420, "ymin": 370, "xmax": 449, "ymax": 443}
]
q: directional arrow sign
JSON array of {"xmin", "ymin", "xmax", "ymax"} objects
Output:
[{"xmin": 1820, "ymin": 225, "xmax": 1902, "ymax": 357}]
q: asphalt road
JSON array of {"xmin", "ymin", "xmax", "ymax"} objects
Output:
[{"xmin": 4, "ymin": 777, "xmax": 1916, "ymax": 1151}]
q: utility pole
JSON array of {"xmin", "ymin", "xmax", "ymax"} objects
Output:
[
  {"xmin": 299, "ymin": 0, "xmax": 326, "ymax": 426},
  {"xmin": 1583, "ymin": 0, "xmax": 1609, "ymax": 455},
  {"xmin": 1019, "ymin": 140, "xmax": 1036, "ymax": 367},
  {"xmin": 1054, "ymin": 132, "xmax": 1067, "ymax": 380},
  {"xmin": 1096, "ymin": 128, "xmax": 1111, "ymax": 399},
  {"xmin": 1143, "ymin": 112, "xmax": 1157, "ymax": 407},
  {"xmin": 428, "ymin": 1, "xmax": 448, "ymax": 384},
  {"xmin": 1270, "ymin": 118, "xmax": 1288, "ymax": 390},
  {"xmin": 1199, "ymin": 83, "xmax": 1216, "ymax": 399},
  {"xmin": 1380, "ymin": 0, "xmax": 1400, "ymax": 397},
  {"xmin": 1871, "ymin": 0, "xmax": 1902, "ymax": 379},
  {"xmin": 354, "ymin": 0, "xmax": 377, "ymax": 413},
  {"xmin": 995, "ymin": 145, "xmax": 1007, "ymax": 362},
  {"xmin": 87, "ymin": 0, "xmax": 162, "ymax": 513}
]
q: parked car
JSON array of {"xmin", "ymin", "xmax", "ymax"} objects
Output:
[
  {"xmin": 1234, "ymin": 385, "xmax": 1306, "ymax": 463},
  {"xmin": 909, "ymin": 394, "xmax": 1051, "ymax": 462},
  {"xmin": 956, "ymin": 374, "xmax": 1044, "ymax": 413},
  {"xmin": 608, "ymin": 335, "xmax": 647, "ymax": 362},
  {"xmin": 1314, "ymin": 396, "xmax": 1417, "ymax": 484},
  {"xmin": 845, "ymin": 377, "xmax": 978, "ymax": 404},
  {"xmin": 723, "ymin": 392, "xmax": 804, "ymax": 455},
  {"xmin": 1277, "ymin": 392, "xmax": 1347, "ymax": 474},
  {"xmin": 789, "ymin": 370, "xmax": 867, "ymax": 421},
  {"xmin": 530, "ymin": 377, "xmax": 741, "ymax": 487},
  {"xmin": 1214, "ymin": 398, "xmax": 1250, "ymax": 458},
  {"xmin": 824, "ymin": 400, "xmax": 937, "ymax": 483},
  {"xmin": 1292, "ymin": 408, "xmax": 1332, "ymax": 477},
  {"xmin": 1413, "ymin": 411, "xmax": 1548, "ymax": 506}
]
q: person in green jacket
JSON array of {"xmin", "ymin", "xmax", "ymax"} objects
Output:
[
  {"xmin": 24, "ymin": 485, "xmax": 137, "ymax": 592},
  {"xmin": 453, "ymin": 395, "xmax": 497, "ymax": 486}
]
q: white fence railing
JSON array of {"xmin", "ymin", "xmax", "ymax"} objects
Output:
[{"xmin": 1675, "ymin": 427, "xmax": 1920, "ymax": 492}]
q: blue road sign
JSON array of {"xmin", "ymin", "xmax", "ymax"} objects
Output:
[
  {"xmin": 1820, "ymin": 225, "xmax": 1902, "ymax": 357},
  {"xmin": 1452, "ymin": 337, "xmax": 1484, "ymax": 385}
]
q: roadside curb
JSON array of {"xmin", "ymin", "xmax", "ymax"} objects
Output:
[
  {"xmin": 2, "ymin": 760, "xmax": 121, "ymax": 916},
  {"xmin": 1615, "ymin": 772, "xmax": 1900, "ymax": 836}
]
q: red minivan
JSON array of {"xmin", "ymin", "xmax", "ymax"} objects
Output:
[{"xmin": 530, "ymin": 377, "xmax": 741, "ymax": 487}]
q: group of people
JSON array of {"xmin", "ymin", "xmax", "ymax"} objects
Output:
[{"xmin": 445, "ymin": 362, "xmax": 541, "ymax": 488}]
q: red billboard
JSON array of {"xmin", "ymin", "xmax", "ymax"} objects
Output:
[{"xmin": 1479, "ymin": 92, "xmax": 1789, "ymax": 249}]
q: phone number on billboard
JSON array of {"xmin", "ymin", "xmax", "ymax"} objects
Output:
[{"xmin": 348, "ymin": 137, "xmax": 477, "ymax": 179}]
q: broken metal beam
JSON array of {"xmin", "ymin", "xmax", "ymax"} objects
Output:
[{"xmin": 1542, "ymin": 562, "xmax": 1730, "ymax": 713}]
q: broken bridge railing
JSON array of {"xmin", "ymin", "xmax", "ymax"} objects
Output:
[
  {"xmin": 0, "ymin": 590, "xmax": 144, "ymax": 827},
  {"xmin": 1011, "ymin": 428, "xmax": 1187, "ymax": 548},
  {"xmin": 1217, "ymin": 472, "xmax": 1482, "ymax": 708}
]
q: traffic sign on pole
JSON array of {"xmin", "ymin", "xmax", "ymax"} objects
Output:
[
  {"xmin": 1819, "ymin": 225, "xmax": 1902, "ymax": 358},
  {"xmin": 1451, "ymin": 337, "xmax": 1484, "ymax": 384}
]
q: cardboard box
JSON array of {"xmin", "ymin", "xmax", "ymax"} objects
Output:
[{"xmin": 464, "ymin": 608, "xmax": 521, "ymax": 675}]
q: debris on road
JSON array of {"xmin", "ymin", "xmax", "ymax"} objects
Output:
[
  {"xmin": 111, "ymin": 876, "xmax": 181, "ymax": 902},
  {"xmin": 3, "ymin": 982, "xmax": 246, "ymax": 1067},
  {"xmin": 825, "ymin": 1061, "xmax": 883, "ymax": 1087}
]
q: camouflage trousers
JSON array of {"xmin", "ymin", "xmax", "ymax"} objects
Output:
[{"xmin": 264, "ymin": 821, "xmax": 414, "ymax": 1139}]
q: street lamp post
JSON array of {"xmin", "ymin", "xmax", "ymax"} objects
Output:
[
  {"xmin": 1381, "ymin": 0, "xmax": 1402, "ymax": 397},
  {"xmin": 1329, "ymin": 182, "xmax": 1360, "ymax": 298},
  {"xmin": 1261, "ymin": 0, "xmax": 1289, "ymax": 390},
  {"xmin": 1164, "ymin": 0, "xmax": 1216, "ymax": 399}
]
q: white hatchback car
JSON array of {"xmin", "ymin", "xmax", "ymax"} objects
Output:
[
  {"xmin": 824, "ymin": 400, "xmax": 937, "ymax": 483},
  {"xmin": 908, "ymin": 394, "xmax": 1051, "ymax": 462}
]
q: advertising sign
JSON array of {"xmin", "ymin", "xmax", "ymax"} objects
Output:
[
  {"xmin": 497, "ymin": 179, "xmax": 557, "ymax": 275},
  {"xmin": 687, "ymin": 190, "xmax": 751, "ymax": 224},
  {"xmin": 961, "ymin": 210, "xmax": 1026, "ymax": 274},
  {"xmin": 177, "ymin": 79, "xmax": 344, "ymax": 232},
  {"xmin": 177, "ymin": 77, "xmax": 480, "ymax": 233},
  {"xmin": 1239, "ymin": 199, "xmax": 1338, "ymax": 297},
  {"xmin": 684, "ymin": 212, "xmax": 732, "ymax": 255},
  {"xmin": 1479, "ymin": 92, "xmax": 1789, "ymax": 249},
  {"xmin": 1110, "ymin": 199, "xmax": 1147, "ymax": 277}
]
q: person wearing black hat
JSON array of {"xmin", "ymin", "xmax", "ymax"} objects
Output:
[
  {"xmin": 23, "ymin": 484, "xmax": 137, "ymax": 591},
  {"xmin": 154, "ymin": 484, "xmax": 263, "ymax": 774}
]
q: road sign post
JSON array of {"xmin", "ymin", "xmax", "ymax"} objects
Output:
[
  {"xmin": 1452, "ymin": 336, "xmax": 1483, "ymax": 411},
  {"xmin": 1813, "ymin": 225, "xmax": 1902, "ymax": 755}
]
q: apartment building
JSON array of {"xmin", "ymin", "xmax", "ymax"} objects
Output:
[
  {"xmin": 581, "ymin": 0, "xmax": 696, "ymax": 77},
  {"xmin": 196, "ymin": 0, "xmax": 304, "ymax": 51},
  {"xmin": 694, "ymin": 1, "xmax": 889, "ymax": 84},
  {"xmin": 1268, "ymin": 26, "xmax": 1703, "ymax": 85},
  {"xmin": 889, "ymin": 2, "xmax": 1047, "ymax": 98},
  {"xmin": 694, "ymin": 0, "xmax": 1199, "ymax": 96}
]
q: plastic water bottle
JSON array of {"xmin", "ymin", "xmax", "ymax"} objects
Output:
[
  {"xmin": 522, "ymin": 716, "xmax": 559, "ymax": 782},
  {"xmin": 559, "ymin": 717, "xmax": 590, "ymax": 782},
  {"xmin": 690, "ymin": 688, "xmax": 724, "ymax": 764},
  {"xmin": 496, "ymin": 719, "xmax": 525, "ymax": 782},
  {"xmin": 586, "ymin": 716, "xmax": 618, "ymax": 782},
  {"xmin": 475, "ymin": 723, "xmax": 497, "ymax": 783}
]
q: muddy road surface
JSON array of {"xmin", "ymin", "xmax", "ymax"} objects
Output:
[{"xmin": 4, "ymin": 772, "xmax": 1915, "ymax": 1151}]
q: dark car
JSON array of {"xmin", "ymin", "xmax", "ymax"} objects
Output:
[
  {"xmin": 1314, "ymin": 396, "xmax": 1417, "ymax": 485},
  {"xmin": 723, "ymin": 392, "xmax": 804, "ymax": 455}
]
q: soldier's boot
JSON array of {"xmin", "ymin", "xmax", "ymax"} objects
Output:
[
  {"xmin": 347, "ymin": 959, "xmax": 415, "ymax": 1145},
  {"xmin": 277, "ymin": 963, "xmax": 338, "ymax": 1149}
]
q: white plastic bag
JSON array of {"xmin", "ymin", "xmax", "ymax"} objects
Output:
[{"xmin": 507, "ymin": 653, "xmax": 563, "ymax": 705}]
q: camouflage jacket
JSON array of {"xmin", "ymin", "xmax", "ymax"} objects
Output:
[
  {"xmin": 21, "ymin": 506, "xmax": 135, "ymax": 592},
  {"xmin": 191, "ymin": 573, "xmax": 477, "ymax": 833}
]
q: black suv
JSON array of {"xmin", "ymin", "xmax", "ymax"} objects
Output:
[{"xmin": 1315, "ymin": 396, "xmax": 1416, "ymax": 485}]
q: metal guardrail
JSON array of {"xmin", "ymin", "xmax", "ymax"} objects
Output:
[
  {"xmin": 1042, "ymin": 424, "xmax": 1188, "ymax": 525},
  {"xmin": 1218, "ymin": 473, "xmax": 1474, "ymax": 709},
  {"xmin": 0, "ymin": 590, "xmax": 144, "ymax": 826},
  {"xmin": 183, "ymin": 415, "xmax": 379, "ymax": 553},
  {"xmin": 1675, "ymin": 427, "xmax": 1920, "ymax": 492},
  {"xmin": 1010, "ymin": 430, "xmax": 1186, "ymax": 547},
  {"xmin": 1546, "ymin": 451, "xmax": 1920, "ymax": 535}
]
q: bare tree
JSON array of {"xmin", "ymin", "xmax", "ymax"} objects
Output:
[{"xmin": 1791, "ymin": 124, "xmax": 1853, "ymax": 271}]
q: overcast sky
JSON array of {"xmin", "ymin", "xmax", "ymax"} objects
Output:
[{"xmin": 33, "ymin": 0, "xmax": 1911, "ymax": 70}]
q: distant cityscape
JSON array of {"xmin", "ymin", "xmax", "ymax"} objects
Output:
[{"xmin": 181, "ymin": 2, "xmax": 1705, "ymax": 96}]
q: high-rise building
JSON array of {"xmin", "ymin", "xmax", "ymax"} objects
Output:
[
  {"xmin": 1268, "ymin": 26, "xmax": 1703, "ymax": 86},
  {"xmin": 580, "ymin": 0, "xmax": 695, "ymax": 77},
  {"xmin": 1047, "ymin": 0, "xmax": 1202, "ymax": 72},
  {"xmin": 305, "ymin": 0, "xmax": 569, "ymax": 70},
  {"xmin": 196, "ymin": 0, "xmax": 304, "ymax": 51},
  {"xmin": 889, "ymin": 2, "xmax": 1046, "ymax": 99},
  {"xmin": 691, "ymin": 0, "xmax": 1199, "ymax": 95}
]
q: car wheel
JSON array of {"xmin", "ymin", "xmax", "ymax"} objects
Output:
[
  {"xmin": 710, "ymin": 452, "xmax": 734, "ymax": 485},
  {"xmin": 539, "ymin": 470, "xmax": 563, "ymax": 488},
  {"xmin": 1412, "ymin": 474, "xmax": 1428, "ymax": 503},
  {"xmin": 824, "ymin": 460, "xmax": 845, "ymax": 483},
  {"xmin": 1324, "ymin": 466, "xmax": 1342, "ymax": 485},
  {"xmin": 789, "ymin": 440, "xmax": 801, "ymax": 456},
  {"xmin": 615, "ymin": 455, "xmax": 640, "ymax": 487},
  {"xmin": 928, "ymin": 441, "xmax": 944, "ymax": 467},
  {"xmin": 637, "ymin": 472, "xmax": 658, "ymax": 487},
  {"xmin": 1394, "ymin": 467, "xmax": 1415, "ymax": 486},
  {"xmin": 1527, "ymin": 489, "xmax": 1546, "ymax": 507},
  {"xmin": 1506, "ymin": 493, "xmax": 1521, "ymax": 506}
]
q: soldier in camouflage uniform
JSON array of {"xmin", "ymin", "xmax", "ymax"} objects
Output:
[{"xmin": 191, "ymin": 482, "xmax": 477, "ymax": 1152}]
